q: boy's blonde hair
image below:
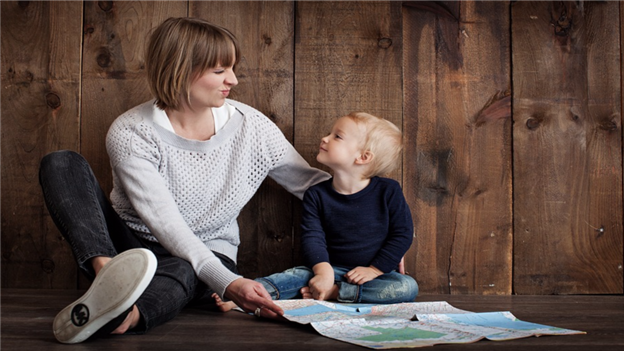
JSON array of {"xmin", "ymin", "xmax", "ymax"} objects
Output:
[
  {"xmin": 345, "ymin": 112, "xmax": 403, "ymax": 178},
  {"xmin": 145, "ymin": 17, "xmax": 240, "ymax": 110}
]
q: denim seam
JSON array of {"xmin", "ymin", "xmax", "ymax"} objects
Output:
[
  {"xmin": 257, "ymin": 278, "xmax": 280, "ymax": 300},
  {"xmin": 81, "ymin": 163, "xmax": 116, "ymax": 256}
]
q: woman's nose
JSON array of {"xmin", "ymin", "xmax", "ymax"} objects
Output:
[{"xmin": 226, "ymin": 70, "xmax": 238, "ymax": 86}]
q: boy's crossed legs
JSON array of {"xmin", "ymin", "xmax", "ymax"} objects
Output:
[{"xmin": 214, "ymin": 266, "xmax": 418, "ymax": 312}]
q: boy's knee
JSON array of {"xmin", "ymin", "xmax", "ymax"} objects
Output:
[
  {"xmin": 407, "ymin": 276, "xmax": 419, "ymax": 300},
  {"xmin": 285, "ymin": 266, "xmax": 313, "ymax": 277},
  {"xmin": 388, "ymin": 274, "xmax": 418, "ymax": 301}
]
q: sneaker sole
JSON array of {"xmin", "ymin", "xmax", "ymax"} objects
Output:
[{"xmin": 53, "ymin": 248, "xmax": 157, "ymax": 343}]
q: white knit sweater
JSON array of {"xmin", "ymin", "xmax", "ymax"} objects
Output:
[{"xmin": 106, "ymin": 99, "xmax": 329, "ymax": 297}]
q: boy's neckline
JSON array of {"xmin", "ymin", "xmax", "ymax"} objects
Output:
[{"xmin": 331, "ymin": 177, "xmax": 372, "ymax": 195}]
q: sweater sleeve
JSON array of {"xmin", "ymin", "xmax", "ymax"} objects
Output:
[
  {"xmin": 107, "ymin": 119, "xmax": 241, "ymax": 297},
  {"xmin": 269, "ymin": 144, "xmax": 330, "ymax": 200},
  {"xmin": 230, "ymin": 100, "xmax": 329, "ymax": 200},
  {"xmin": 300, "ymin": 186, "xmax": 330, "ymax": 267},
  {"xmin": 369, "ymin": 182, "xmax": 414, "ymax": 273}
]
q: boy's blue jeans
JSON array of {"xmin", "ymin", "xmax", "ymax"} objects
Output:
[{"xmin": 257, "ymin": 266, "xmax": 418, "ymax": 304}]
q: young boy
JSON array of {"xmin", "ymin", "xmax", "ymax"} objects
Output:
[{"xmin": 216, "ymin": 112, "xmax": 417, "ymax": 311}]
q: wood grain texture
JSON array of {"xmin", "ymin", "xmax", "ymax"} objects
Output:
[
  {"xmin": 81, "ymin": 1, "xmax": 186, "ymax": 194},
  {"xmin": 293, "ymin": 0, "xmax": 404, "ymax": 265},
  {"xmin": 1, "ymin": 1, "xmax": 83, "ymax": 288},
  {"xmin": 512, "ymin": 1, "xmax": 623, "ymax": 294},
  {"xmin": 3, "ymin": 289, "xmax": 624, "ymax": 350},
  {"xmin": 403, "ymin": 1, "xmax": 512, "ymax": 294},
  {"xmin": 191, "ymin": 1, "xmax": 296, "ymax": 278},
  {"xmin": 78, "ymin": 1, "xmax": 186, "ymax": 289},
  {"xmin": 294, "ymin": 1, "xmax": 403, "ymax": 170},
  {"xmin": 1, "ymin": 1, "xmax": 622, "ymax": 294}
]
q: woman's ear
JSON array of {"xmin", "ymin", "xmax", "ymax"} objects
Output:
[{"xmin": 355, "ymin": 150, "xmax": 374, "ymax": 165}]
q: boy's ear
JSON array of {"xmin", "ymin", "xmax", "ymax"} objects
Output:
[{"xmin": 355, "ymin": 150, "xmax": 374, "ymax": 165}]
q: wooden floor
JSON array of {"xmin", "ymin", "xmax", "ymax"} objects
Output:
[{"xmin": 2, "ymin": 289, "xmax": 623, "ymax": 350}]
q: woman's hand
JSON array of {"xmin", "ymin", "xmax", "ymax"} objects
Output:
[
  {"xmin": 344, "ymin": 266, "xmax": 383, "ymax": 285},
  {"xmin": 224, "ymin": 278, "xmax": 284, "ymax": 319},
  {"xmin": 398, "ymin": 256, "xmax": 406, "ymax": 274}
]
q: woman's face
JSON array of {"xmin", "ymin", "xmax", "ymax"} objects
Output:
[{"xmin": 188, "ymin": 62, "xmax": 238, "ymax": 109}]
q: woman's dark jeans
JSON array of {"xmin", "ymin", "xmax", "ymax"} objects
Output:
[{"xmin": 39, "ymin": 150, "xmax": 237, "ymax": 333}]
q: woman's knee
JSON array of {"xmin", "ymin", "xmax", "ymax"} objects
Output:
[
  {"xmin": 40, "ymin": 150, "xmax": 84, "ymax": 170},
  {"xmin": 40, "ymin": 150, "xmax": 86, "ymax": 181},
  {"xmin": 135, "ymin": 258, "xmax": 199, "ymax": 332},
  {"xmin": 155, "ymin": 256, "xmax": 198, "ymax": 290}
]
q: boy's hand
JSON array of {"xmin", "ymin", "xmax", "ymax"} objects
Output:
[
  {"xmin": 344, "ymin": 266, "xmax": 383, "ymax": 285},
  {"xmin": 306, "ymin": 262, "xmax": 336, "ymax": 300},
  {"xmin": 307, "ymin": 273, "xmax": 335, "ymax": 300}
]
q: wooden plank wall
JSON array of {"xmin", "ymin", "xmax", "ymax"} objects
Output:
[
  {"xmin": 1, "ymin": 1, "xmax": 83, "ymax": 288},
  {"xmin": 1, "ymin": 1, "xmax": 622, "ymax": 295},
  {"xmin": 512, "ymin": 1, "xmax": 623, "ymax": 294},
  {"xmin": 403, "ymin": 1, "xmax": 513, "ymax": 295}
]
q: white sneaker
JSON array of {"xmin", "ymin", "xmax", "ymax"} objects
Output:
[{"xmin": 53, "ymin": 248, "xmax": 157, "ymax": 343}]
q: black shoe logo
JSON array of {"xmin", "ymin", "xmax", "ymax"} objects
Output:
[{"xmin": 71, "ymin": 304, "xmax": 89, "ymax": 326}]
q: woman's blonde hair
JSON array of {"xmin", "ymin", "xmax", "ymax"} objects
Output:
[
  {"xmin": 145, "ymin": 17, "xmax": 240, "ymax": 110},
  {"xmin": 346, "ymin": 112, "xmax": 403, "ymax": 178}
]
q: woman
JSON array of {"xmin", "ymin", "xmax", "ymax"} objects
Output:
[{"xmin": 39, "ymin": 17, "xmax": 329, "ymax": 344}]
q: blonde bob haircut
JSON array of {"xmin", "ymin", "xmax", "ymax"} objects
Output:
[
  {"xmin": 345, "ymin": 112, "xmax": 403, "ymax": 178},
  {"xmin": 146, "ymin": 17, "xmax": 240, "ymax": 110}
]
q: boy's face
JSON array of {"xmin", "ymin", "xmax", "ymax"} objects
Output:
[{"xmin": 317, "ymin": 117, "xmax": 366, "ymax": 171}]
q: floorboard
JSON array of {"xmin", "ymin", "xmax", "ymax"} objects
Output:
[{"xmin": 2, "ymin": 289, "xmax": 623, "ymax": 350}]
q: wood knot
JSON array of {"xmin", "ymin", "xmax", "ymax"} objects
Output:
[
  {"xmin": 97, "ymin": 48, "xmax": 112, "ymax": 68},
  {"xmin": 526, "ymin": 117, "xmax": 541, "ymax": 130},
  {"xmin": 378, "ymin": 38, "xmax": 392, "ymax": 49},
  {"xmin": 262, "ymin": 34, "xmax": 272, "ymax": 45},
  {"xmin": 599, "ymin": 119, "xmax": 618, "ymax": 132},
  {"xmin": 553, "ymin": 15, "xmax": 572, "ymax": 37},
  {"xmin": 46, "ymin": 93, "xmax": 61, "ymax": 109},
  {"xmin": 84, "ymin": 25, "xmax": 95, "ymax": 35},
  {"xmin": 98, "ymin": 1, "xmax": 113, "ymax": 12},
  {"xmin": 41, "ymin": 259, "xmax": 55, "ymax": 274}
]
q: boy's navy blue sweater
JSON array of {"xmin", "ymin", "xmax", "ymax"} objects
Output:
[{"xmin": 301, "ymin": 176, "xmax": 414, "ymax": 273}]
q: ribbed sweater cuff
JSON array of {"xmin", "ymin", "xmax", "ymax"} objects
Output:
[{"xmin": 199, "ymin": 262, "xmax": 242, "ymax": 298}]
